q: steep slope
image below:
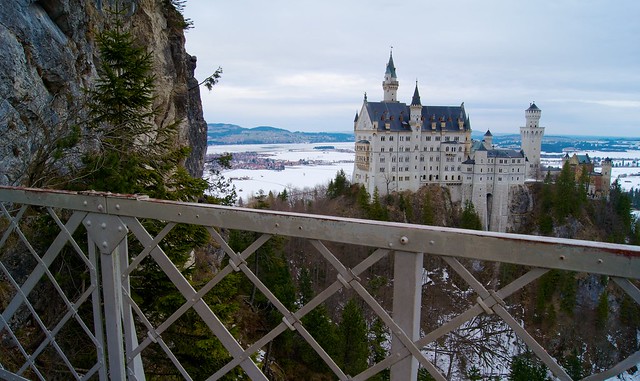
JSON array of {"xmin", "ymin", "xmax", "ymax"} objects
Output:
[{"xmin": 0, "ymin": 0, "xmax": 208, "ymax": 185}]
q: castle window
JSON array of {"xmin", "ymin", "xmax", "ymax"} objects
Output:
[
  {"xmin": 392, "ymin": 156, "xmax": 396, "ymax": 162},
  {"xmin": 446, "ymin": 147, "xmax": 450, "ymax": 152},
  {"xmin": 405, "ymin": 167, "xmax": 409, "ymax": 171},
  {"xmin": 454, "ymin": 136, "xmax": 459, "ymax": 142},
  {"xmin": 445, "ymin": 136, "xmax": 450, "ymax": 142},
  {"xmin": 445, "ymin": 175, "xmax": 448, "ymax": 180},
  {"xmin": 400, "ymin": 136, "xmax": 404, "ymax": 141},
  {"xmin": 405, "ymin": 176, "xmax": 410, "ymax": 181},
  {"xmin": 458, "ymin": 175, "xmax": 461, "ymax": 180},
  {"xmin": 420, "ymin": 156, "xmax": 425, "ymax": 162},
  {"xmin": 406, "ymin": 136, "xmax": 411, "ymax": 141},
  {"xmin": 430, "ymin": 147, "xmax": 434, "ymax": 151},
  {"xmin": 389, "ymin": 136, "xmax": 394, "ymax": 141},
  {"xmin": 380, "ymin": 157, "xmax": 385, "ymax": 163},
  {"xmin": 389, "ymin": 147, "xmax": 394, "ymax": 152},
  {"xmin": 380, "ymin": 168, "xmax": 385, "ymax": 172},
  {"xmin": 426, "ymin": 136, "xmax": 431, "ymax": 141},
  {"xmin": 435, "ymin": 136, "xmax": 441, "ymax": 141},
  {"xmin": 381, "ymin": 148, "xmax": 385, "ymax": 152},
  {"xmin": 381, "ymin": 136, "xmax": 386, "ymax": 141}
]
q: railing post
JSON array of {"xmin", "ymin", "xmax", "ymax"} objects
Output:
[
  {"xmin": 391, "ymin": 251, "xmax": 423, "ymax": 381},
  {"xmin": 84, "ymin": 213, "xmax": 130, "ymax": 381}
]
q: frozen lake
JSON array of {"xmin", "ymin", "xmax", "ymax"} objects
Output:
[{"xmin": 204, "ymin": 143, "xmax": 640, "ymax": 203}]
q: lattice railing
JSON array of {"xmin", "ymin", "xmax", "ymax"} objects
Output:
[{"xmin": 0, "ymin": 186, "xmax": 639, "ymax": 380}]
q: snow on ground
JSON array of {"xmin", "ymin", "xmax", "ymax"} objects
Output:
[{"xmin": 205, "ymin": 143, "xmax": 355, "ymax": 202}]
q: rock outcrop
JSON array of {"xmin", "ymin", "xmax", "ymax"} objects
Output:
[{"xmin": 0, "ymin": 0, "xmax": 208, "ymax": 186}]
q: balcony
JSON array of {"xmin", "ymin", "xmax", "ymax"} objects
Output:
[{"xmin": 0, "ymin": 186, "xmax": 639, "ymax": 380}]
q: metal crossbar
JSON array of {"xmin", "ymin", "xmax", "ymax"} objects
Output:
[{"xmin": 0, "ymin": 186, "xmax": 639, "ymax": 380}]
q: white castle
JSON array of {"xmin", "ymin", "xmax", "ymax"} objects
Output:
[{"xmin": 352, "ymin": 52, "xmax": 545, "ymax": 231}]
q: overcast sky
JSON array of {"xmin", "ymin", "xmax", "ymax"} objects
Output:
[{"xmin": 183, "ymin": 0, "xmax": 640, "ymax": 136}]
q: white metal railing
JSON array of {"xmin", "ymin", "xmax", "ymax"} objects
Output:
[{"xmin": 0, "ymin": 186, "xmax": 639, "ymax": 380}]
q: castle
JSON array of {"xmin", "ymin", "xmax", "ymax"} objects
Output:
[{"xmin": 351, "ymin": 52, "xmax": 545, "ymax": 231}]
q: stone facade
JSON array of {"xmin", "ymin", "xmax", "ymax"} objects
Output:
[{"xmin": 352, "ymin": 53, "xmax": 544, "ymax": 231}]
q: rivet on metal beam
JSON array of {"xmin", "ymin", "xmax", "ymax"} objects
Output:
[
  {"xmin": 275, "ymin": 223, "xmax": 279, "ymax": 228},
  {"xmin": 400, "ymin": 236, "xmax": 409, "ymax": 245},
  {"xmin": 298, "ymin": 226, "xmax": 303, "ymax": 230},
  {"xmin": 429, "ymin": 240, "xmax": 435, "ymax": 245},
  {"xmin": 101, "ymin": 223, "xmax": 107, "ymax": 229},
  {"xmin": 559, "ymin": 255, "xmax": 565, "ymax": 260},
  {"xmin": 101, "ymin": 241, "xmax": 108, "ymax": 249},
  {"xmin": 86, "ymin": 220, "xmax": 92, "ymax": 227},
  {"xmin": 388, "ymin": 242, "xmax": 394, "ymax": 247},
  {"xmin": 196, "ymin": 214, "xmax": 200, "ymax": 219},
  {"xmin": 597, "ymin": 259, "xmax": 603, "ymax": 264},
  {"xmin": 83, "ymin": 201, "xmax": 88, "ymax": 206},
  {"xmin": 97, "ymin": 204, "xmax": 104, "ymax": 211}
]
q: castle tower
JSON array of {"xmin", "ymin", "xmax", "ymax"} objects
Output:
[
  {"xmin": 410, "ymin": 82, "xmax": 422, "ymax": 129},
  {"xmin": 601, "ymin": 158, "xmax": 612, "ymax": 198},
  {"xmin": 520, "ymin": 102, "xmax": 545, "ymax": 179},
  {"xmin": 382, "ymin": 51, "xmax": 399, "ymax": 102}
]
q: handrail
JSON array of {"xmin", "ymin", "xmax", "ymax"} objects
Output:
[{"xmin": 1, "ymin": 186, "xmax": 639, "ymax": 381}]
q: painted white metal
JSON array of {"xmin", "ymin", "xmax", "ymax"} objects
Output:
[
  {"xmin": 390, "ymin": 251, "xmax": 423, "ymax": 380},
  {"xmin": 1, "ymin": 186, "xmax": 639, "ymax": 381}
]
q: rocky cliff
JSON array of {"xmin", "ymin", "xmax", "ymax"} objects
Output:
[{"xmin": 0, "ymin": 0, "xmax": 208, "ymax": 186}]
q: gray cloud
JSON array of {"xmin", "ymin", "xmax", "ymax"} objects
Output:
[{"xmin": 185, "ymin": 0, "xmax": 640, "ymax": 136}]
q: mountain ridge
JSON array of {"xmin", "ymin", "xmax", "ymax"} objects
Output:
[{"xmin": 207, "ymin": 123, "xmax": 354, "ymax": 145}]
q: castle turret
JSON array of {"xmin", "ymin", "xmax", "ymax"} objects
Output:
[
  {"xmin": 520, "ymin": 102, "xmax": 545, "ymax": 179},
  {"xmin": 410, "ymin": 82, "xmax": 422, "ymax": 129},
  {"xmin": 601, "ymin": 157, "xmax": 612, "ymax": 198},
  {"xmin": 382, "ymin": 51, "xmax": 399, "ymax": 102},
  {"xmin": 483, "ymin": 130, "xmax": 493, "ymax": 150}
]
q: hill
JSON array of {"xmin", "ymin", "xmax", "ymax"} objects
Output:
[{"xmin": 207, "ymin": 123, "xmax": 354, "ymax": 145}]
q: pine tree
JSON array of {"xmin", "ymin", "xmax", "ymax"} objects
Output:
[
  {"xmin": 508, "ymin": 353, "xmax": 550, "ymax": 381},
  {"xmin": 337, "ymin": 299, "xmax": 369, "ymax": 376},
  {"xmin": 369, "ymin": 187, "xmax": 389, "ymax": 221},
  {"xmin": 421, "ymin": 192, "xmax": 435, "ymax": 225},
  {"xmin": 357, "ymin": 184, "xmax": 370, "ymax": 214},
  {"xmin": 555, "ymin": 161, "xmax": 578, "ymax": 221},
  {"xmin": 460, "ymin": 200, "xmax": 482, "ymax": 230}
]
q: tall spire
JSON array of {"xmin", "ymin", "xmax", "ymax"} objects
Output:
[
  {"xmin": 411, "ymin": 80, "xmax": 421, "ymax": 106},
  {"xmin": 382, "ymin": 48, "xmax": 399, "ymax": 102},
  {"xmin": 385, "ymin": 49, "xmax": 397, "ymax": 79}
]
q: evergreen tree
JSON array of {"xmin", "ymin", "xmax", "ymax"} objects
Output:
[
  {"xmin": 327, "ymin": 169, "xmax": 350, "ymax": 199},
  {"xmin": 539, "ymin": 174, "xmax": 554, "ymax": 235},
  {"xmin": 357, "ymin": 184, "xmax": 370, "ymax": 214},
  {"xmin": 460, "ymin": 200, "xmax": 482, "ymax": 230},
  {"xmin": 555, "ymin": 161, "xmax": 578, "ymax": 221},
  {"xmin": 508, "ymin": 353, "xmax": 550, "ymax": 381},
  {"xmin": 369, "ymin": 187, "xmax": 389, "ymax": 221},
  {"xmin": 421, "ymin": 192, "xmax": 435, "ymax": 225},
  {"xmin": 73, "ymin": 7, "xmax": 239, "ymax": 378},
  {"xmin": 467, "ymin": 366, "xmax": 482, "ymax": 380},
  {"xmin": 337, "ymin": 299, "xmax": 369, "ymax": 376},
  {"xmin": 369, "ymin": 317, "xmax": 390, "ymax": 381},
  {"xmin": 562, "ymin": 349, "xmax": 584, "ymax": 380}
]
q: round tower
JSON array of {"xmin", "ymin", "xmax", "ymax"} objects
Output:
[
  {"xmin": 520, "ymin": 102, "xmax": 545, "ymax": 179},
  {"xmin": 382, "ymin": 51, "xmax": 399, "ymax": 102}
]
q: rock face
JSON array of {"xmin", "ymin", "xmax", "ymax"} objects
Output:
[{"xmin": 0, "ymin": 0, "xmax": 207, "ymax": 186}]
